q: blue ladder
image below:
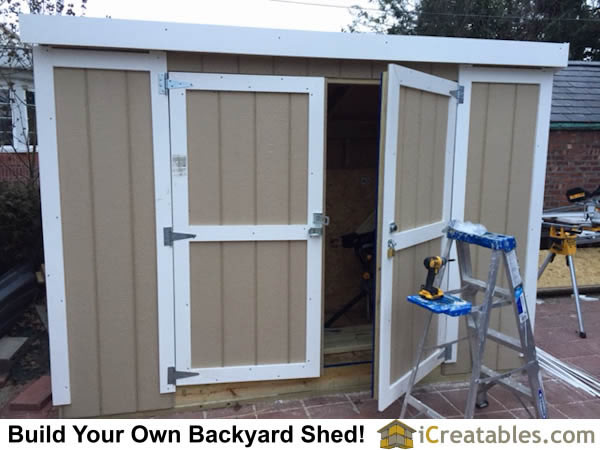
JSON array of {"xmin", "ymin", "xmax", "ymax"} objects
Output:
[{"xmin": 400, "ymin": 224, "xmax": 547, "ymax": 419}]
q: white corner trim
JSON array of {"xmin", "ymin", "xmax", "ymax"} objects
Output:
[
  {"xmin": 457, "ymin": 65, "xmax": 554, "ymax": 327},
  {"xmin": 19, "ymin": 14, "xmax": 569, "ymax": 68},
  {"xmin": 525, "ymin": 72, "xmax": 554, "ymax": 329},
  {"xmin": 33, "ymin": 46, "xmax": 173, "ymax": 404},
  {"xmin": 33, "ymin": 46, "xmax": 70, "ymax": 406}
]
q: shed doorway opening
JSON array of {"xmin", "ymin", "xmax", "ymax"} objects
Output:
[{"xmin": 324, "ymin": 82, "xmax": 380, "ymax": 369}]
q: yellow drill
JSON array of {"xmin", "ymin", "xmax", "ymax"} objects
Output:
[{"xmin": 418, "ymin": 256, "xmax": 451, "ymax": 300}]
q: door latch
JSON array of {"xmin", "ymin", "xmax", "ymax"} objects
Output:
[
  {"xmin": 308, "ymin": 213, "xmax": 330, "ymax": 237},
  {"xmin": 387, "ymin": 239, "xmax": 397, "ymax": 258}
]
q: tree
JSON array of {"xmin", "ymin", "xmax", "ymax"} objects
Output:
[
  {"xmin": 0, "ymin": 1, "xmax": 88, "ymax": 273},
  {"xmin": 346, "ymin": 0, "xmax": 600, "ymax": 60}
]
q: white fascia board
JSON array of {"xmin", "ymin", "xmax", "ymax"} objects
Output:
[{"xmin": 19, "ymin": 14, "xmax": 569, "ymax": 68}]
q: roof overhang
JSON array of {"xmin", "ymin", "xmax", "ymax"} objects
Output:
[{"xmin": 19, "ymin": 14, "xmax": 569, "ymax": 68}]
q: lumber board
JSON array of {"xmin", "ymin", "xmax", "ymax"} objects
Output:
[
  {"xmin": 175, "ymin": 363, "xmax": 371, "ymax": 409},
  {"xmin": 324, "ymin": 325, "xmax": 373, "ymax": 355}
]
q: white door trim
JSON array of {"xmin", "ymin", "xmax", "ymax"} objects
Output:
[
  {"xmin": 378, "ymin": 65, "xmax": 460, "ymax": 411},
  {"xmin": 32, "ymin": 47, "xmax": 172, "ymax": 403},
  {"xmin": 456, "ymin": 66, "xmax": 554, "ymax": 330},
  {"xmin": 169, "ymin": 72, "xmax": 325, "ymax": 385}
]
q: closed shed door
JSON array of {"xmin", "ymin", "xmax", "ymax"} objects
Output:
[{"xmin": 169, "ymin": 73, "xmax": 325, "ymax": 385}]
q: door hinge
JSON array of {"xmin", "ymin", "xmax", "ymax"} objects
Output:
[
  {"xmin": 450, "ymin": 85, "xmax": 464, "ymax": 104},
  {"xmin": 167, "ymin": 366, "xmax": 198, "ymax": 385},
  {"xmin": 308, "ymin": 212, "xmax": 330, "ymax": 237},
  {"xmin": 163, "ymin": 227, "xmax": 196, "ymax": 246},
  {"xmin": 158, "ymin": 73, "xmax": 193, "ymax": 95}
]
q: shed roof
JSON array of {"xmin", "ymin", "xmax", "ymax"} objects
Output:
[
  {"xmin": 551, "ymin": 61, "xmax": 600, "ymax": 126},
  {"xmin": 377, "ymin": 420, "xmax": 416, "ymax": 433},
  {"xmin": 20, "ymin": 14, "xmax": 568, "ymax": 69}
]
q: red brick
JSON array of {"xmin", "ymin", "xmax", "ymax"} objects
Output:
[
  {"xmin": 9, "ymin": 375, "xmax": 52, "ymax": 411},
  {"xmin": 544, "ymin": 130, "xmax": 600, "ymax": 209}
]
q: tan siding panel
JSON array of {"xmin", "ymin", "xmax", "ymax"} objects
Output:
[
  {"xmin": 445, "ymin": 82, "xmax": 539, "ymax": 375},
  {"xmin": 167, "ymin": 53, "xmax": 458, "ymax": 83},
  {"xmin": 188, "ymin": 91, "xmax": 309, "ymax": 226},
  {"xmin": 190, "ymin": 241, "xmax": 308, "ymax": 367},
  {"xmin": 289, "ymin": 94, "xmax": 309, "ymax": 223},
  {"xmin": 476, "ymin": 84, "xmax": 516, "ymax": 369},
  {"xmin": 390, "ymin": 239, "xmax": 441, "ymax": 382},
  {"xmin": 390, "ymin": 246, "xmax": 416, "ymax": 381},
  {"xmin": 168, "ymin": 52, "xmax": 203, "ymax": 72},
  {"xmin": 56, "ymin": 68, "xmax": 173, "ymax": 417},
  {"xmin": 256, "ymin": 93, "xmax": 291, "ymax": 224},
  {"xmin": 308, "ymin": 59, "xmax": 341, "ymax": 77},
  {"xmin": 274, "ymin": 57, "xmax": 309, "ymax": 76},
  {"xmin": 86, "ymin": 70, "xmax": 138, "ymax": 415},
  {"xmin": 288, "ymin": 242, "xmax": 307, "ymax": 362},
  {"xmin": 188, "ymin": 91, "xmax": 221, "ymax": 224},
  {"xmin": 239, "ymin": 55, "xmax": 274, "ymax": 74},
  {"xmin": 415, "ymin": 91, "xmax": 447, "ymax": 226},
  {"xmin": 203, "ymin": 53, "xmax": 240, "ymax": 73},
  {"xmin": 497, "ymin": 84, "xmax": 538, "ymax": 370},
  {"xmin": 416, "ymin": 91, "xmax": 435, "ymax": 226},
  {"xmin": 340, "ymin": 60, "xmax": 372, "ymax": 79},
  {"xmin": 431, "ymin": 95, "xmax": 448, "ymax": 215},
  {"xmin": 223, "ymin": 242, "xmax": 257, "ymax": 365},
  {"xmin": 190, "ymin": 243, "xmax": 224, "ymax": 368},
  {"xmin": 395, "ymin": 87, "xmax": 419, "ymax": 230},
  {"xmin": 257, "ymin": 242, "xmax": 290, "ymax": 364},
  {"xmin": 221, "ymin": 92, "xmax": 256, "ymax": 224},
  {"xmin": 430, "ymin": 64, "xmax": 459, "ymax": 81},
  {"xmin": 54, "ymin": 68, "xmax": 101, "ymax": 418}
]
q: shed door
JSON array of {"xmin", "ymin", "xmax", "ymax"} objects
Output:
[
  {"xmin": 169, "ymin": 73, "xmax": 325, "ymax": 385},
  {"xmin": 377, "ymin": 65, "xmax": 459, "ymax": 410}
]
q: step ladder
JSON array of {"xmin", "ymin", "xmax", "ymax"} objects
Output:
[{"xmin": 400, "ymin": 224, "xmax": 548, "ymax": 419}]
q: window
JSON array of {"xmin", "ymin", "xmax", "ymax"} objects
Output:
[
  {"xmin": 26, "ymin": 90, "xmax": 36, "ymax": 146},
  {"xmin": 0, "ymin": 84, "xmax": 36, "ymax": 151},
  {"xmin": 0, "ymin": 89, "xmax": 13, "ymax": 146}
]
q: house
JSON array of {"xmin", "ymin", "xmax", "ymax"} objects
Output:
[
  {"xmin": 0, "ymin": 23, "xmax": 36, "ymax": 182},
  {"xmin": 20, "ymin": 13, "xmax": 567, "ymax": 418},
  {"xmin": 378, "ymin": 420, "xmax": 416, "ymax": 449},
  {"xmin": 544, "ymin": 61, "xmax": 600, "ymax": 209}
]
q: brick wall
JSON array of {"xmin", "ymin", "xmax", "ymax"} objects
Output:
[
  {"xmin": 544, "ymin": 129, "xmax": 600, "ymax": 210},
  {"xmin": 0, "ymin": 152, "xmax": 38, "ymax": 183}
]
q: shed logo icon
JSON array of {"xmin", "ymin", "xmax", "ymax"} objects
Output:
[{"xmin": 378, "ymin": 420, "xmax": 415, "ymax": 449}]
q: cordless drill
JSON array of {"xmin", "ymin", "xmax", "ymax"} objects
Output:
[{"xmin": 418, "ymin": 256, "xmax": 451, "ymax": 300}]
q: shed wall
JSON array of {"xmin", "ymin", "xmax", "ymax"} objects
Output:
[
  {"xmin": 443, "ymin": 82, "xmax": 539, "ymax": 375},
  {"xmin": 167, "ymin": 52, "xmax": 458, "ymax": 81},
  {"xmin": 53, "ymin": 51, "xmax": 542, "ymax": 417},
  {"xmin": 54, "ymin": 68, "xmax": 173, "ymax": 417}
]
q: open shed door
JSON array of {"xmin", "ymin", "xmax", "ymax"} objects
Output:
[
  {"xmin": 377, "ymin": 65, "xmax": 460, "ymax": 411},
  {"xmin": 168, "ymin": 72, "xmax": 325, "ymax": 386}
]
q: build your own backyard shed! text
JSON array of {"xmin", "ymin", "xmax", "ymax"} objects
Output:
[{"xmin": 8, "ymin": 425, "xmax": 365, "ymax": 446}]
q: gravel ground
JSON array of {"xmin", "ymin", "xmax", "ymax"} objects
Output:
[{"xmin": 538, "ymin": 247, "xmax": 600, "ymax": 288}]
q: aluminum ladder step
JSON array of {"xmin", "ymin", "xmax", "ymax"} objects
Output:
[{"xmin": 480, "ymin": 365, "xmax": 533, "ymax": 400}]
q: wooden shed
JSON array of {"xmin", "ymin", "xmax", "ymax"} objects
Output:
[{"xmin": 21, "ymin": 14, "xmax": 568, "ymax": 418}]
